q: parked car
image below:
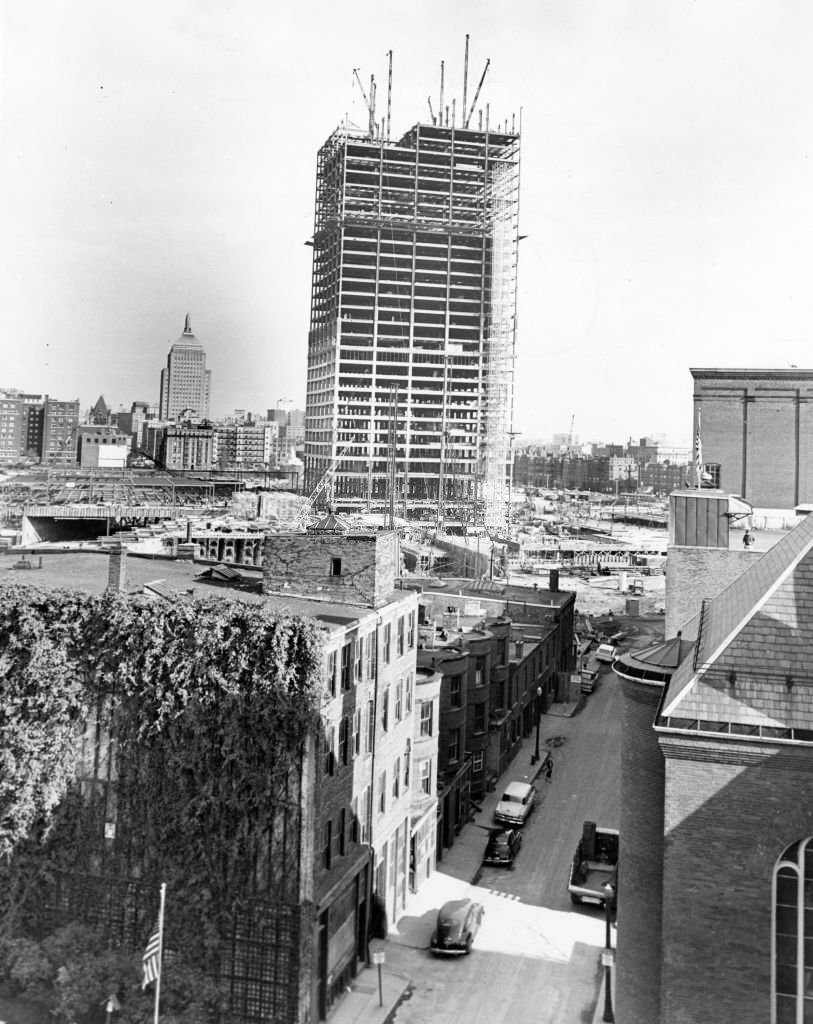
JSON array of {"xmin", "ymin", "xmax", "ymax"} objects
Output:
[
  {"xmin": 595, "ymin": 643, "xmax": 617, "ymax": 664},
  {"xmin": 494, "ymin": 780, "xmax": 537, "ymax": 826},
  {"xmin": 430, "ymin": 898, "xmax": 485, "ymax": 956},
  {"xmin": 483, "ymin": 828, "xmax": 522, "ymax": 867}
]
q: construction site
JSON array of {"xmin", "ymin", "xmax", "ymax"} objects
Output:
[{"xmin": 305, "ymin": 42, "xmax": 520, "ymax": 536}]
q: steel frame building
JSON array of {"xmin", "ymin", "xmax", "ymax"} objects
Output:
[{"xmin": 304, "ymin": 119, "xmax": 520, "ymax": 533}]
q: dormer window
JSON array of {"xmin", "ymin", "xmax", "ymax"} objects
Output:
[{"xmin": 331, "ymin": 557, "xmax": 342, "ymax": 577}]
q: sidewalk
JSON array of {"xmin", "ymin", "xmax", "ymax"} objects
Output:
[{"xmin": 329, "ymin": 703, "xmax": 581, "ymax": 1023}]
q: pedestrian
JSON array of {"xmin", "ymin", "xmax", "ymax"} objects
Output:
[{"xmin": 544, "ymin": 756, "xmax": 553, "ymax": 783}]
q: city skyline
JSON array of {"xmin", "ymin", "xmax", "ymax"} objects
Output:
[{"xmin": 4, "ymin": 2, "xmax": 813, "ymax": 446}]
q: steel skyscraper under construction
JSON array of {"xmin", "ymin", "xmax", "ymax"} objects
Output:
[{"xmin": 304, "ymin": 103, "xmax": 520, "ymax": 534}]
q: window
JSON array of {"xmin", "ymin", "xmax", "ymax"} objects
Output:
[
  {"xmin": 338, "ymin": 716, "xmax": 350, "ymax": 766},
  {"xmin": 774, "ymin": 838, "xmax": 813, "ymax": 1021},
  {"xmin": 367, "ymin": 699, "xmax": 375, "ymax": 752},
  {"xmin": 405, "ymin": 672, "xmax": 413, "ymax": 713},
  {"xmin": 450, "ymin": 675, "xmax": 462, "ymax": 708},
  {"xmin": 407, "ymin": 611, "xmax": 415, "ymax": 649},
  {"xmin": 397, "ymin": 615, "xmax": 405, "ymax": 657},
  {"xmin": 351, "ymin": 797, "xmax": 359, "ymax": 843},
  {"xmin": 378, "ymin": 770, "xmax": 387, "ymax": 814},
  {"xmin": 404, "ymin": 740, "xmax": 411, "ymax": 788},
  {"xmin": 366, "ymin": 631, "xmax": 377, "ymax": 678},
  {"xmin": 472, "ymin": 751, "xmax": 484, "ymax": 773},
  {"xmin": 324, "ymin": 727, "xmax": 335, "ymax": 776},
  {"xmin": 326, "ymin": 650, "xmax": 337, "ymax": 697},
  {"xmin": 474, "ymin": 702, "xmax": 486, "ymax": 734},
  {"xmin": 448, "ymin": 730, "xmax": 459, "ymax": 764},
  {"xmin": 338, "ymin": 808, "xmax": 346, "ymax": 856},
  {"xmin": 704, "ymin": 462, "xmax": 721, "ymax": 488},
  {"xmin": 360, "ymin": 787, "xmax": 371, "ymax": 844},
  {"xmin": 323, "ymin": 820, "xmax": 332, "ymax": 869},
  {"xmin": 381, "ymin": 687, "xmax": 390, "ymax": 731},
  {"xmin": 395, "ymin": 679, "xmax": 403, "ymax": 723},
  {"xmin": 420, "ymin": 758, "xmax": 432, "ymax": 795},
  {"xmin": 330, "ymin": 557, "xmax": 342, "ymax": 576},
  {"xmin": 354, "ymin": 707, "xmax": 361, "ymax": 755},
  {"xmin": 420, "ymin": 701, "xmax": 433, "ymax": 737},
  {"xmin": 474, "ymin": 656, "xmax": 486, "ymax": 687},
  {"xmin": 355, "ymin": 637, "xmax": 364, "ymax": 681},
  {"xmin": 341, "ymin": 642, "xmax": 353, "ymax": 691},
  {"xmin": 393, "ymin": 757, "xmax": 400, "ymax": 799},
  {"xmin": 383, "ymin": 622, "xmax": 392, "ymax": 664}
]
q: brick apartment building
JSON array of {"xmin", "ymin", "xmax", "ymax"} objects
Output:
[
  {"xmin": 411, "ymin": 578, "xmax": 575, "ymax": 857},
  {"xmin": 262, "ymin": 523, "xmax": 438, "ymax": 1020},
  {"xmin": 614, "ymin": 488, "xmax": 813, "ymax": 1023}
]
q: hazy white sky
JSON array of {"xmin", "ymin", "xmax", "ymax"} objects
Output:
[{"xmin": 2, "ymin": 1, "xmax": 813, "ymax": 446}]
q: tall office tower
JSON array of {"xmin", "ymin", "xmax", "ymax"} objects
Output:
[
  {"xmin": 159, "ymin": 314, "xmax": 212, "ymax": 421},
  {"xmin": 304, "ymin": 111, "xmax": 520, "ymax": 533}
]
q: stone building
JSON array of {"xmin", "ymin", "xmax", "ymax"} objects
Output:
[
  {"xmin": 614, "ymin": 488, "xmax": 813, "ymax": 1023},
  {"xmin": 158, "ymin": 314, "xmax": 211, "ymax": 421}
]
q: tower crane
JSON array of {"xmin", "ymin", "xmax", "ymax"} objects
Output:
[{"xmin": 353, "ymin": 68, "xmax": 377, "ymax": 139}]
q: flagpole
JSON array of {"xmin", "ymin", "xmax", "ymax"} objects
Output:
[{"xmin": 154, "ymin": 883, "xmax": 166, "ymax": 1024}]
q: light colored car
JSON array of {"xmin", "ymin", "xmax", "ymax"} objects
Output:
[
  {"xmin": 494, "ymin": 780, "xmax": 537, "ymax": 826},
  {"xmin": 430, "ymin": 898, "xmax": 485, "ymax": 955},
  {"xmin": 595, "ymin": 643, "xmax": 617, "ymax": 663}
]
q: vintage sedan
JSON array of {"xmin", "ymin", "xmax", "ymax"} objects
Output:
[
  {"xmin": 482, "ymin": 827, "xmax": 522, "ymax": 867},
  {"xmin": 494, "ymin": 780, "xmax": 537, "ymax": 827},
  {"xmin": 429, "ymin": 898, "xmax": 485, "ymax": 956}
]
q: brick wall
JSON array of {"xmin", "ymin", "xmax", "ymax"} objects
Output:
[
  {"xmin": 659, "ymin": 736, "xmax": 813, "ymax": 1024},
  {"xmin": 616, "ymin": 677, "xmax": 665, "ymax": 1024},
  {"xmin": 666, "ymin": 546, "xmax": 757, "ymax": 637},
  {"xmin": 263, "ymin": 532, "xmax": 398, "ymax": 608}
]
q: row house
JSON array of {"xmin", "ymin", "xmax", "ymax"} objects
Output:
[
  {"xmin": 262, "ymin": 524, "xmax": 438, "ymax": 1021},
  {"xmin": 413, "ymin": 578, "xmax": 576, "ymax": 858}
]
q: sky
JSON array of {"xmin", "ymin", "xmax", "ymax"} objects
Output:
[{"xmin": 3, "ymin": 1, "xmax": 813, "ymax": 447}]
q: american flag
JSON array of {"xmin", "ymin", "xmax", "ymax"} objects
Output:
[
  {"xmin": 141, "ymin": 920, "xmax": 162, "ymax": 989},
  {"xmin": 694, "ymin": 409, "xmax": 703, "ymax": 488}
]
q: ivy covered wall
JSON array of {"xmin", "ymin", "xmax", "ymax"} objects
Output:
[{"xmin": 0, "ymin": 583, "xmax": 325, "ymax": 1023}]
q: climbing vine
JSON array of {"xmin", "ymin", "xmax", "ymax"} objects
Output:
[{"xmin": 0, "ymin": 582, "xmax": 325, "ymax": 964}]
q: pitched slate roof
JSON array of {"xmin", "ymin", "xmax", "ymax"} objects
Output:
[{"xmin": 660, "ymin": 511, "xmax": 813, "ymax": 734}]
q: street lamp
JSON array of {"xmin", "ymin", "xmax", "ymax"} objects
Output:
[
  {"xmin": 602, "ymin": 880, "xmax": 616, "ymax": 1022},
  {"xmin": 531, "ymin": 685, "xmax": 543, "ymax": 765}
]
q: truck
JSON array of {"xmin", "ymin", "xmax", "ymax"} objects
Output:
[
  {"xmin": 580, "ymin": 657, "xmax": 600, "ymax": 693},
  {"xmin": 567, "ymin": 820, "xmax": 619, "ymax": 905}
]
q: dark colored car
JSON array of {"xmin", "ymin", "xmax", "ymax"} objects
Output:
[
  {"xmin": 482, "ymin": 828, "xmax": 522, "ymax": 867},
  {"xmin": 429, "ymin": 898, "xmax": 485, "ymax": 956}
]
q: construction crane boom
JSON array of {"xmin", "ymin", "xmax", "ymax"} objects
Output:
[{"xmin": 464, "ymin": 58, "xmax": 490, "ymax": 128}]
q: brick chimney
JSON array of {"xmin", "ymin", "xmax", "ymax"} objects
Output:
[{"xmin": 107, "ymin": 543, "xmax": 127, "ymax": 593}]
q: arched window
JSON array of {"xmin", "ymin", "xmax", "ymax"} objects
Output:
[{"xmin": 773, "ymin": 838, "xmax": 813, "ymax": 1023}]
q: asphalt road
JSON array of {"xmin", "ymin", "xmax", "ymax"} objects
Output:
[
  {"xmin": 387, "ymin": 650, "xmax": 633, "ymax": 1024},
  {"xmin": 477, "ymin": 660, "xmax": 622, "ymax": 912}
]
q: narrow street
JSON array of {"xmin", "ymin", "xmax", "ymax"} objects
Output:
[{"xmin": 384, "ymin": 655, "xmax": 627, "ymax": 1024}]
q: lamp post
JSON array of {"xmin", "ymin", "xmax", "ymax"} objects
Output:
[
  {"xmin": 531, "ymin": 685, "xmax": 543, "ymax": 765},
  {"xmin": 602, "ymin": 881, "xmax": 615, "ymax": 1022}
]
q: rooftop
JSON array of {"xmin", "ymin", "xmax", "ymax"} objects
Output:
[{"xmin": 0, "ymin": 549, "xmax": 381, "ymax": 633}]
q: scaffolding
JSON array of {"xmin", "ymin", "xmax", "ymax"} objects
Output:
[{"xmin": 304, "ymin": 116, "xmax": 521, "ymax": 534}]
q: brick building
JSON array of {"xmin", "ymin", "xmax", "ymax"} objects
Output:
[
  {"xmin": 262, "ymin": 523, "xmax": 437, "ymax": 1020},
  {"xmin": 42, "ymin": 396, "xmax": 80, "ymax": 465},
  {"xmin": 614, "ymin": 488, "xmax": 813, "ymax": 1023},
  {"xmin": 692, "ymin": 367, "xmax": 813, "ymax": 508},
  {"xmin": 412, "ymin": 578, "xmax": 575, "ymax": 858}
]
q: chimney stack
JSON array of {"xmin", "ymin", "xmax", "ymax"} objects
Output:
[{"xmin": 107, "ymin": 543, "xmax": 127, "ymax": 593}]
